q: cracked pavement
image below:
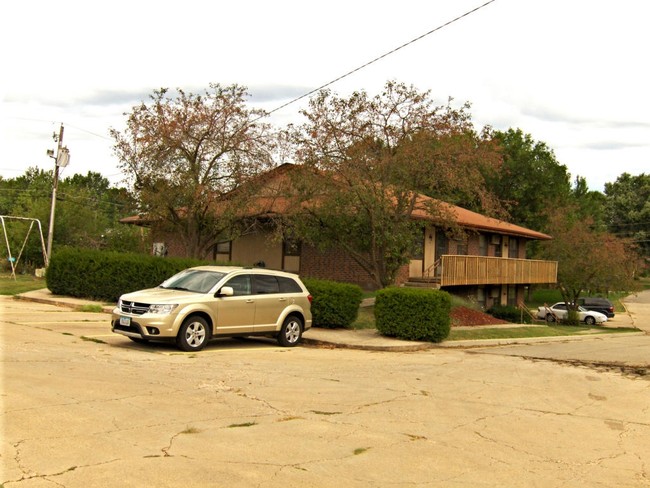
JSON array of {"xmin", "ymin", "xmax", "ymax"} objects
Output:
[{"xmin": 2, "ymin": 296, "xmax": 650, "ymax": 487}]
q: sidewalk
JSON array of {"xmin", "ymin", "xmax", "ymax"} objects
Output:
[{"xmin": 13, "ymin": 288, "xmax": 647, "ymax": 352}]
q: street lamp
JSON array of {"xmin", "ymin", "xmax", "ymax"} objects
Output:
[{"xmin": 46, "ymin": 124, "xmax": 70, "ymax": 263}]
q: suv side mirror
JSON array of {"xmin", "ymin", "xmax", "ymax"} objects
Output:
[{"xmin": 217, "ymin": 286, "xmax": 234, "ymax": 297}]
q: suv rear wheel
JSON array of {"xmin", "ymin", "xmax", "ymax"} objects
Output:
[{"xmin": 277, "ymin": 315, "xmax": 303, "ymax": 347}]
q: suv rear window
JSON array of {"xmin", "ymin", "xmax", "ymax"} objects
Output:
[
  {"xmin": 278, "ymin": 276, "xmax": 303, "ymax": 293},
  {"xmin": 254, "ymin": 275, "xmax": 280, "ymax": 294},
  {"xmin": 252, "ymin": 274, "xmax": 303, "ymax": 294}
]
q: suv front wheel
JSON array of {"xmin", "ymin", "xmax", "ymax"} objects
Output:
[
  {"xmin": 277, "ymin": 315, "xmax": 303, "ymax": 347},
  {"xmin": 177, "ymin": 316, "xmax": 209, "ymax": 351}
]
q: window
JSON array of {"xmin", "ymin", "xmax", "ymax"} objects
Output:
[
  {"xmin": 278, "ymin": 276, "xmax": 303, "ymax": 293},
  {"xmin": 412, "ymin": 229, "xmax": 424, "ymax": 260},
  {"xmin": 477, "ymin": 287, "xmax": 486, "ymax": 308},
  {"xmin": 455, "ymin": 240, "xmax": 468, "ymax": 255},
  {"xmin": 493, "ymin": 235, "xmax": 502, "ymax": 258},
  {"xmin": 216, "ymin": 241, "xmax": 231, "ymax": 253},
  {"xmin": 479, "ymin": 235, "xmax": 488, "ymax": 256},
  {"xmin": 160, "ymin": 269, "xmax": 225, "ymax": 294},
  {"xmin": 254, "ymin": 274, "xmax": 280, "ymax": 294},
  {"xmin": 283, "ymin": 239, "xmax": 301, "ymax": 257},
  {"xmin": 508, "ymin": 238, "xmax": 519, "ymax": 258},
  {"xmin": 225, "ymin": 275, "xmax": 252, "ymax": 295}
]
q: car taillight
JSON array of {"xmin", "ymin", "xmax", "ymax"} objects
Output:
[{"xmin": 307, "ymin": 294, "xmax": 313, "ymax": 304}]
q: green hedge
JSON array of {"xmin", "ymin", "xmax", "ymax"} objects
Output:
[
  {"xmin": 46, "ymin": 248, "xmax": 211, "ymax": 302},
  {"xmin": 374, "ymin": 287, "xmax": 451, "ymax": 342},
  {"xmin": 302, "ymin": 278, "xmax": 363, "ymax": 328},
  {"xmin": 487, "ymin": 304, "xmax": 533, "ymax": 324}
]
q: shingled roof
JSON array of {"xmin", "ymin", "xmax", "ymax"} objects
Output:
[{"xmin": 121, "ymin": 163, "xmax": 551, "ymax": 241}]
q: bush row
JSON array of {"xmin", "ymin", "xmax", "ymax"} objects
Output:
[
  {"xmin": 45, "ymin": 249, "xmax": 364, "ymax": 329},
  {"xmin": 46, "ymin": 248, "xmax": 210, "ymax": 302},
  {"xmin": 374, "ymin": 287, "xmax": 451, "ymax": 342},
  {"xmin": 46, "ymin": 248, "xmax": 451, "ymax": 343},
  {"xmin": 302, "ymin": 278, "xmax": 363, "ymax": 328}
]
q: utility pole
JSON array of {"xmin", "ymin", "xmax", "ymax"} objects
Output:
[{"xmin": 46, "ymin": 123, "xmax": 70, "ymax": 264}]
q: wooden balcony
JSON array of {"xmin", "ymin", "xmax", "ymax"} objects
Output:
[{"xmin": 438, "ymin": 255, "xmax": 557, "ymax": 287}]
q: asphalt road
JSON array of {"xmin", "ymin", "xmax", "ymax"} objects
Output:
[{"xmin": 2, "ymin": 295, "xmax": 650, "ymax": 487}]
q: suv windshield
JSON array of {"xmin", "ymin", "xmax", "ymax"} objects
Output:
[{"xmin": 160, "ymin": 270, "xmax": 226, "ymax": 294}]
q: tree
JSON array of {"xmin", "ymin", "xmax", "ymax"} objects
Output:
[
  {"xmin": 0, "ymin": 169, "xmax": 145, "ymax": 270},
  {"xmin": 539, "ymin": 206, "xmax": 640, "ymax": 309},
  {"xmin": 287, "ymin": 81, "xmax": 503, "ymax": 288},
  {"xmin": 489, "ymin": 128, "xmax": 572, "ymax": 232},
  {"xmin": 110, "ymin": 83, "xmax": 275, "ymax": 259},
  {"xmin": 570, "ymin": 175, "xmax": 606, "ymax": 228},
  {"xmin": 604, "ymin": 173, "xmax": 650, "ymax": 267}
]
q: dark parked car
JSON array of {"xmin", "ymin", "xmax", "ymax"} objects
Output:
[{"xmin": 577, "ymin": 297, "xmax": 615, "ymax": 318}]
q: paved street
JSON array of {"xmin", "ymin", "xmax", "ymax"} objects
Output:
[{"xmin": 2, "ymin": 295, "xmax": 650, "ymax": 487}]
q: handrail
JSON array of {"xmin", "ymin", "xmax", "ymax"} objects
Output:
[
  {"xmin": 423, "ymin": 258, "xmax": 441, "ymax": 279},
  {"xmin": 436, "ymin": 255, "xmax": 558, "ymax": 286}
]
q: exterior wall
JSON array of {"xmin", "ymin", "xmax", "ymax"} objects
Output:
[
  {"xmin": 231, "ymin": 232, "xmax": 283, "ymax": 269},
  {"xmin": 445, "ymin": 284, "xmax": 527, "ymax": 309},
  {"xmin": 300, "ymin": 244, "xmax": 379, "ymax": 290},
  {"xmin": 151, "ymin": 227, "xmax": 186, "ymax": 258}
]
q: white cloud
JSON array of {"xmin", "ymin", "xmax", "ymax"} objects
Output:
[{"xmin": 2, "ymin": 0, "xmax": 649, "ymax": 190}]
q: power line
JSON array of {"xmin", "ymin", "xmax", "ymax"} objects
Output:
[{"xmin": 264, "ymin": 0, "xmax": 497, "ymax": 118}]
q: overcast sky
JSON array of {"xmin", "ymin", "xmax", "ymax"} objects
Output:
[{"xmin": 2, "ymin": 0, "xmax": 648, "ymax": 192}]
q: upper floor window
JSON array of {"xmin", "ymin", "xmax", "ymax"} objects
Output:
[
  {"xmin": 455, "ymin": 239, "xmax": 468, "ymax": 255},
  {"xmin": 492, "ymin": 235, "xmax": 502, "ymax": 257},
  {"xmin": 479, "ymin": 235, "xmax": 488, "ymax": 256},
  {"xmin": 509, "ymin": 238, "xmax": 519, "ymax": 259}
]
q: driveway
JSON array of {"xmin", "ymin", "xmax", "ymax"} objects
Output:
[
  {"xmin": 470, "ymin": 290, "xmax": 650, "ymax": 375},
  {"xmin": 2, "ymin": 296, "xmax": 650, "ymax": 487}
]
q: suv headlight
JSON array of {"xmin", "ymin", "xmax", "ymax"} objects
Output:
[{"xmin": 148, "ymin": 304, "xmax": 179, "ymax": 314}]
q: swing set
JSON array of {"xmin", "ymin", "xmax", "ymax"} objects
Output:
[{"xmin": 0, "ymin": 216, "xmax": 49, "ymax": 280}]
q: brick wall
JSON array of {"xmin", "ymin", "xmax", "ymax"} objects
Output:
[{"xmin": 300, "ymin": 244, "xmax": 379, "ymax": 290}]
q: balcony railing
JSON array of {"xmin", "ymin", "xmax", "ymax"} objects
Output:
[{"xmin": 439, "ymin": 255, "xmax": 557, "ymax": 287}]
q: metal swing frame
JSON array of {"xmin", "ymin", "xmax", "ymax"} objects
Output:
[{"xmin": 0, "ymin": 216, "xmax": 48, "ymax": 280}]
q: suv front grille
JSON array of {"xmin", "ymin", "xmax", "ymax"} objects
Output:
[{"xmin": 120, "ymin": 301, "xmax": 149, "ymax": 315}]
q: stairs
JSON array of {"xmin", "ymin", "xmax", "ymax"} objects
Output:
[{"xmin": 403, "ymin": 278, "xmax": 441, "ymax": 289}]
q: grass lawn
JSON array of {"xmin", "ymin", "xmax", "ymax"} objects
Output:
[
  {"xmin": 351, "ymin": 302, "xmax": 640, "ymax": 341},
  {"xmin": 447, "ymin": 325, "xmax": 639, "ymax": 341},
  {"xmin": 0, "ymin": 274, "xmax": 47, "ymax": 295}
]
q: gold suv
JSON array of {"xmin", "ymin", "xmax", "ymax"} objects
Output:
[{"xmin": 111, "ymin": 266, "xmax": 312, "ymax": 351}]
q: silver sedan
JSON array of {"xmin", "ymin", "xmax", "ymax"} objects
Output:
[{"xmin": 536, "ymin": 302, "xmax": 608, "ymax": 325}]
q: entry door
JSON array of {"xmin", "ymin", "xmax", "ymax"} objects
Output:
[{"xmin": 435, "ymin": 233, "xmax": 449, "ymax": 277}]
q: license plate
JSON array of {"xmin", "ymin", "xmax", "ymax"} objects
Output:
[{"xmin": 119, "ymin": 316, "xmax": 131, "ymax": 326}]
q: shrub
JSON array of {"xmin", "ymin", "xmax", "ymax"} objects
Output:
[
  {"xmin": 487, "ymin": 304, "xmax": 533, "ymax": 324},
  {"xmin": 46, "ymin": 247, "xmax": 211, "ymax": 302},
  {"xmin": 374, "ymin": 287, "xmax": 451, "ymax": 342},
  {"xmin": 302, "ymin": 278, "xmax": 363, "ymax": 328}
]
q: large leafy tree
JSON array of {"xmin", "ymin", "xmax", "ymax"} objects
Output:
[
  {"xmin": 287, "ymin": 81, "xmax": 502, "ymax": 288},
  {"xmin": 489, "ymin": 128, "xmax": 572, "ymax": 232},
  {"xmin": 570, "ymin": 175, "xmax": 606, "ymax": 228},
  {"xmin": 110, "ymin": 83, "xmax": 275, "ymax": 259},
  {"xmin": 604, "ymin": 173, "xmax": 650, "ymax": 265},
  {"xmin": 539, "ymin": 206, "xmax": 640, "ymax": 307}
]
